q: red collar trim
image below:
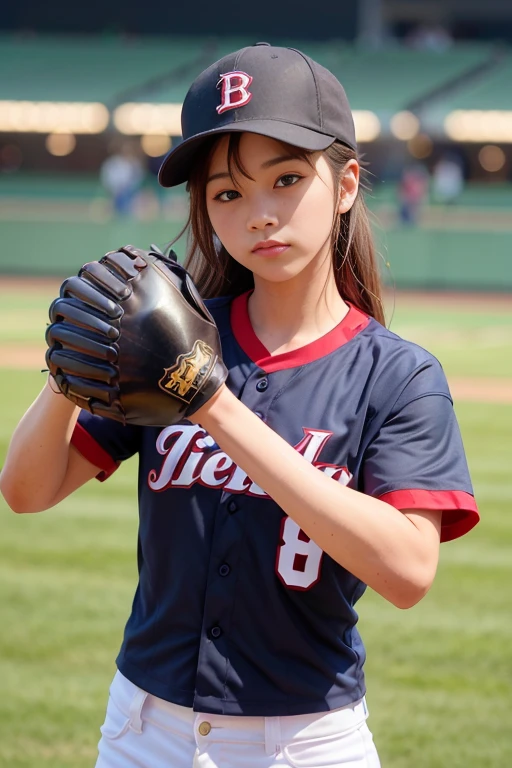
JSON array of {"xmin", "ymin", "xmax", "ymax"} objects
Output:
[{"xmin": 230, "ymin": 291, "xmax": 371, "ymax": 373}]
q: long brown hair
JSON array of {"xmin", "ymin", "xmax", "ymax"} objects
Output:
[{"xmin": 181, "ymin": 133, "xmax": 385, "ymax": 325}]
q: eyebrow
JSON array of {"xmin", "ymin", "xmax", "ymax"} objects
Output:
[
  {"xmin": 206, "ymin": 153, "xmax": 302, "ymax": 184},
  {"xmin": 261, "ymin": 153, "xmax": 302, "ymax": 169}
]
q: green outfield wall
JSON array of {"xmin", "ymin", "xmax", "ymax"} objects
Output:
[
  {"xmin": 0, "ymin": 219, "xmax": 511, "ymax": 291},
  {"xmin": 0, "ymin": 220, "xmax": 186, "ymax": 276},
  {"xmin": 375, "ymin": 228, "xmax": 512, "ymax": 291}
]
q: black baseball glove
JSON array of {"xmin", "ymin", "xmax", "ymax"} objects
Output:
[{"xmin": 45, "ymin": 245, "xmax": 228, "ymax": 426}]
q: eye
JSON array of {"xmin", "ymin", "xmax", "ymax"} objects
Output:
[
  {"xmin": 275, "ymin": 173, "xmax": 302, "ymax": 188},
  {"xmin": 214, "ymin": 189, "xmax": 241, "ymax": 202}
]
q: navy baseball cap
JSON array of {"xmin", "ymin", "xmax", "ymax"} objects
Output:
[{"xmin": 158, "ymin": 42, "xmax": 357, "ymax": 188}]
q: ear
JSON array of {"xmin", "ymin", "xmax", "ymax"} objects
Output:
[{"xmin": 337, "ymin": 159, "xmax": 360, "ymax": 215}]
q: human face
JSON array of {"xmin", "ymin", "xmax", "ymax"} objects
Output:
[{"xmin": 206, "ymin": 133, "xmax": 344, "ymax": 288}]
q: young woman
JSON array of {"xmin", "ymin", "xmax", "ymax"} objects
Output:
[{"xmin": 0, "ymin": 43, "xmax": 479, "ymax": 768}]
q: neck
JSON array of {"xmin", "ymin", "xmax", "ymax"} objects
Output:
[{"xmin": 247, "ymin": 253, "xmax": 349, "ymax": 355}]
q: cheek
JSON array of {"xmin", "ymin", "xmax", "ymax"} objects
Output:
[
  {"xmin": 206, "ymin": 202, "xmax": 234, "ymax": 239},
  {"xmin": 207, "ymin": 203, "xmax": 249, "ymax": 265},
  {"xmin": 289, "ymin": 186, "xmax": 335, "ymax": 242}
]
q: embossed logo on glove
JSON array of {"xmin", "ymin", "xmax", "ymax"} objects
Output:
[{"xmin": 159, "ymin": 340, "xmax": 217, "ymax": 403}]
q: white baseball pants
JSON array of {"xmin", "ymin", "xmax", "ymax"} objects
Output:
[{"xmin": 95, "ymin": 671, "xmax": 381, "ymax": 767}]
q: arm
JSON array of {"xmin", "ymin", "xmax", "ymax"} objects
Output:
[
  {"xmin": 193, "ymin": 386, "xmax": 442, "ymax": 610},
  {"xmin": 0, "ymin": 380, "xmax": 101, "ymax": 514}
]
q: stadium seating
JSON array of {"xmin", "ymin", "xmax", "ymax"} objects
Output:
[
  {"xmin": 0, "ymin": 34, "xmax": 498, "ymax": 111},
  {"xmin": 0, "ymin": 34, "xmax": 212, "ymax": 103},
  {"xmin": 423, "ymin": 53, "xmax": 512, "ymax": 114},
  {"xmin": 283, "ymin": 42, "xmax": 494, "ymax": 112}
]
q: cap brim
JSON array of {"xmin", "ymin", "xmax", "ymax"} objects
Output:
[{"xmin": 158, "ymin": 120, "xmax": 335, "ymax": 188}]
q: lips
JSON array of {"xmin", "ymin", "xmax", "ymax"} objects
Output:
[{"xmin": 251, "ymin": 240, "xmax": 290, "ymax": 256}]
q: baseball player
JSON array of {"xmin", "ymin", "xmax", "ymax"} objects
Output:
[{"xmin": 0, "ymin": 44, "xmax": 479, "ymax": 768}]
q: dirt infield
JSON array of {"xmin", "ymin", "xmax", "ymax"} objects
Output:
[
  {"xmin": 0, "ymin": 345, "xmax": 47, "ymax": 371},
  {"xmin": 447, "ymin": 378, "xmax": 512, "ymax": 404},
  {"xmin": 383, "ymin": 289, "xmax": 512, "ymax": 312},
  {"xmin": 0, "ymin": 343, "xmax": 510, "ymax": 404},
  {"xmin": 0, "ymin": 276, "xmax": 62, "ymax": 294}
]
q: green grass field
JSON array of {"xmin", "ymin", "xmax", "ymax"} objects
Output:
[{"xmin": 0, "ymin": 286, "xmax": 511, "ymax": 767}]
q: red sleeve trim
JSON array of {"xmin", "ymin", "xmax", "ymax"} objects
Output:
[
  {"xmin": 71, "ymin": 422, "xmax": 120, "ymax": 482},
  {"xmin": 378, "ymin": 489, "xmax": 479, "ymax": 543}
]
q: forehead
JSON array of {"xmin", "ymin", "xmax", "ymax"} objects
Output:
[{"xmin": 208, "ymin": 132, "xmax": 298, "ymax": 172}]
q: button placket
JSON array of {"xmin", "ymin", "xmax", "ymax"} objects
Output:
[{"xmin": 194, "ymin": 367, "xmax": 276, "ymax": 704}]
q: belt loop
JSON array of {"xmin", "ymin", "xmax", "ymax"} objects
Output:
[
  {"xmin": 128, "ymin": 688, "xmax": 148, "ymax": 734},
  {"xmin": 264, "ymin": 716, "xmax": 281, "ymax": 757}
]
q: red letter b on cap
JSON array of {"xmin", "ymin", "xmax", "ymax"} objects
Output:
[{"xmin": 216, "ymin": 71, "xmax": 253, "ymax": 114}]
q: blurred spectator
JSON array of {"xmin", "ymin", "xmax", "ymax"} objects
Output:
[
  {"xmin": 0, "ymin": 144, "xmax": 23, "ymax": 173},
  {"xmin": 397, "ymin": 163, "xmax": 429, "ymax": 225},
  {"xmin": 432, "ymin": 153, "xmax": 464, "ymax": 205},
  {"xmin": 406, "ymin": 24, "xmax": 453, "ymax": 52},
  {"xmin": 100, "ymin": 140, "xmax": 146, "ymax": 215}
]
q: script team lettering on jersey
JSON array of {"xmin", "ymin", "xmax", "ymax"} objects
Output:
[{"xmin": 148, "ymin": 424, "xmax": 352, "ymax": 495}]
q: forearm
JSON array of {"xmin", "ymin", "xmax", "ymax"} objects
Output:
[
  {"xmin": 195, "ymin": 387, "xmax": 438, "ymax": 608},
  {"xmin": 0, "ymin": 380, "xmax": 80, "ymax": 512}
]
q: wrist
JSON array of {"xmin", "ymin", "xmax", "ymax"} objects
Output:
[
  {"xmin": 189, "ymin": 383, "xmax": 235, "ymax": 427},
  {"xmin": 42, "ymin": 376, "xmax": 80, "ymax": 417}
]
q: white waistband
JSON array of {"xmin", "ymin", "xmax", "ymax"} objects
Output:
[{"xmin": 110, "ymin": 670, "xmax": 368, "ymax": 745}]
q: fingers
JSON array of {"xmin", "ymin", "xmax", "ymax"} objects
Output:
[
  {"xmin": 62, "ymin": 247, "xmax": 147, "ymax": 314},
  {"xmin": 88, "ymin": 247, "xmax": 147, "ymax": 293},
  {"xmin": 46, "ymin": 348, "xmax": 118, "ymax": 384},
  {"xmin": 65, "ymin": 375, "xmax": 118, "ymax": 403},
  {"xmin": 50, "ymin": 372, "xmax": 124, "ymax": 422},
  {"xmin": 105, "ymin": 246, "xmax": 148, "ymax": 278},
  {"xmin": 49, "ymin": 297, "xmax": 120, "ymax": 340},
  {"xmin": 44, "ymin": 248, "xmax": 145, "ymax": 426},
  {"xmin": 60, "ymin": 275, "xmax": 122, "ymax": 319},
  {"xmin": 46, "ymin": 323, "xmax": 118, "ymax": 362},
  {"xmin": 80, "ymin": 260, "xmax": 132, "ymax": 301},
  {"xmin": 89, "ymin": 399, "xmax": 125, "ymax": 423}
]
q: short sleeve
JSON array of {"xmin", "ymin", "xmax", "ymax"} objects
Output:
[
  {"xmin": 362, "ymin": 363, "xmax": 479, "ymax": 542},
  {"xmin": 71, "ymin": 410, "xmax": 141, "ymax": 482}
]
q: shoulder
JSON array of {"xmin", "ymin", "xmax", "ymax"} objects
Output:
[{"xmin": 358, "ymin": 317, "xmax": 451, "ymax": 407}]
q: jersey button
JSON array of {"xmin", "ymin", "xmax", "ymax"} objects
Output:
[
  {"xmin": 198, "ymin": 721, "xmax": 211, "ymax": 736},
  {"xmin": 210, "ymin": 626, "xmax": 222, "ymax": 639},
  {"xmin": 256, "ymin": 378, "xmax": 268, "ymax": 392},
  {"xmin": 227, "ymin": 500, "xmax": 238, "ymax": 514},
  {"xmin": 219, "ymin": 563, "xmax": 230, "ymax": 577}
]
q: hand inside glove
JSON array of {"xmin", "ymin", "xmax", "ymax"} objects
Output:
[{"xmin": 45, "ymin": 245, "xmax": 227, "ymax": 426}]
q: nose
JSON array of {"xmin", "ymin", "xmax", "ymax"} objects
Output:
[{"xmin": 246, "ymin": 197, "xmax": 278, "ymax": 232}]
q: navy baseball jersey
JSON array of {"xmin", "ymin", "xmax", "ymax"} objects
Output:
[{"xmin": 72, "ymin": 293, "xmax": 479, "ymax": 716}]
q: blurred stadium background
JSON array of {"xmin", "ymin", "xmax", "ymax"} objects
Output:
[{"xmin": 0, "ymin": 1, "xmax": 511, "ymax": 767}]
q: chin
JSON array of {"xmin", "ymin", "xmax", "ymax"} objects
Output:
[
  {"xmin": 261, "ymin": 258, "xmax": 317, "ymax": 280},
  {"xmin": 251, "ymin": 265, "xmax": 307, "ymax": 284}
]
